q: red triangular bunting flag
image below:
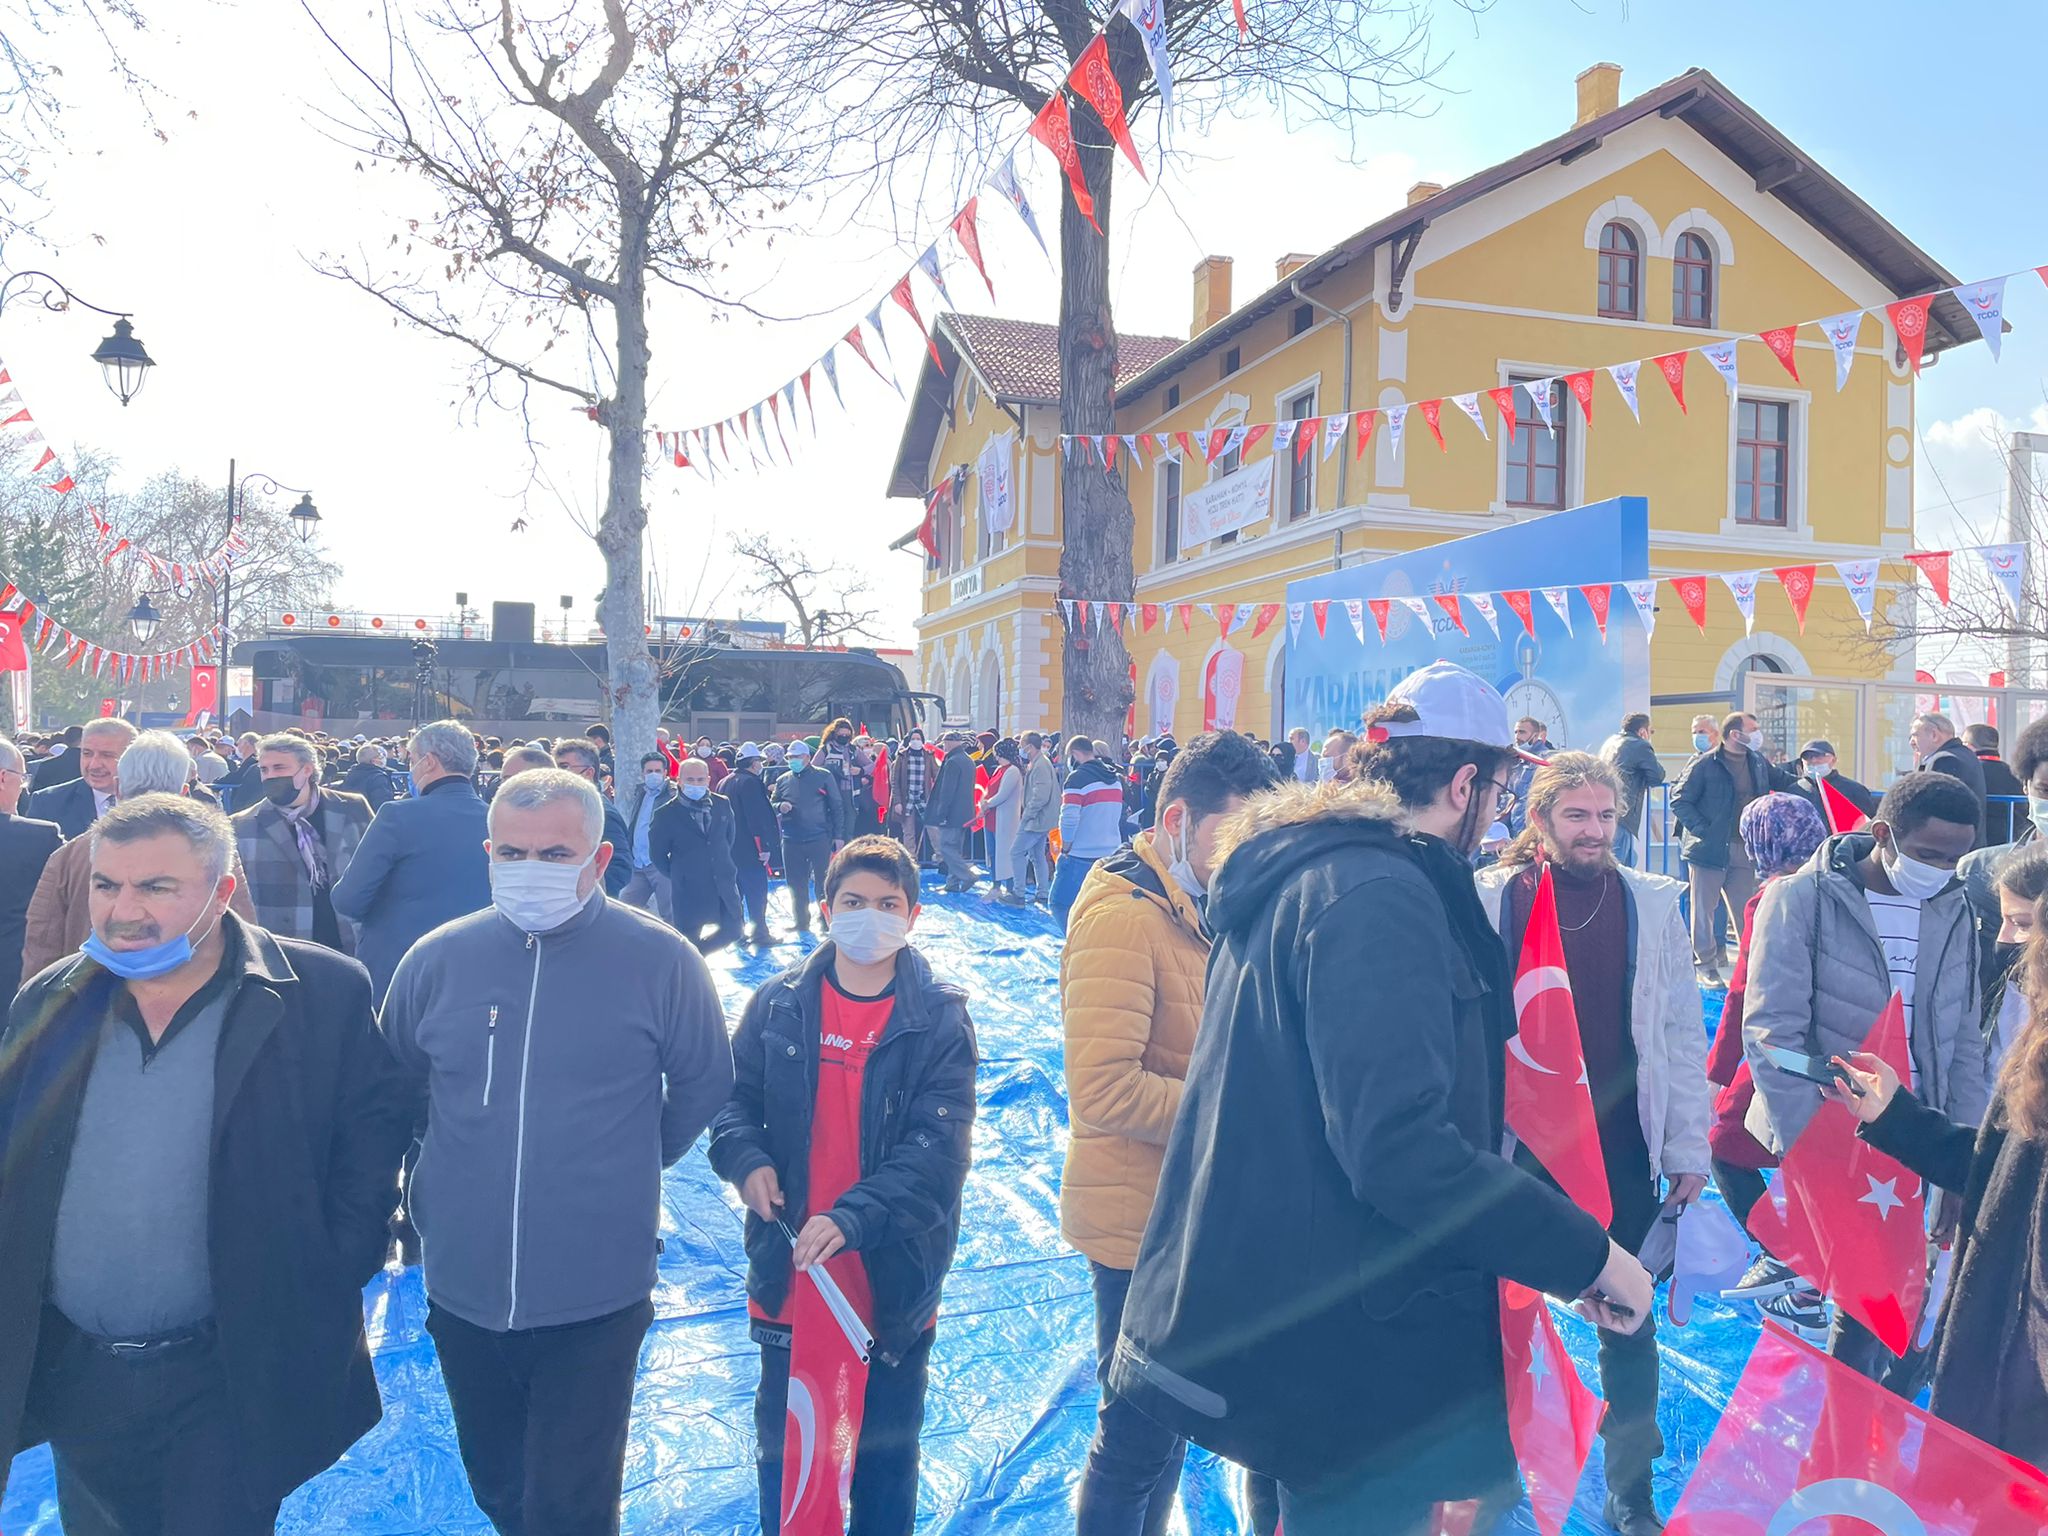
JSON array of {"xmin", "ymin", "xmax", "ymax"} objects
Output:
[
  {"xmin": 1652, "ymin": 351, "xmax": 1688, "ymax": 414},
  {"xmin": 1214, "ymin": 602, "xmax": 1238, "ymax": 638},
  {"xmin": 1485, "ymin": 386, "xmax": 1517, "ymax": 443},
  {"xmin": 949, "ymin": 200, "xmax": 997, "ymax": 301},
  {"xmin": 889, "ymin": 275, "xmax": 943, "ymax": 370},
  {"xmin": 1669, "ymin": 573, "xmax": 1709, "ymax": 633},
  {"xmin": 1140, "ymin": 603, "xmax": 1159, "ymax": 632},
  {"xmin": 1774, "ymin": 565, "xmax": 1817, "ymax": 633},
  {"xmin": 844, "ymin": 326, "xmax": 888, "ymax": 381},
  {"xmin": 1352, "ymin": 409, "xmax": 1378, "ymax": 460},
  {"xmin": 1759, "ymin": 325, "xmax": 1801, "ymax": 382},
  {"xmin": 1578, "ymin": 584, "xmax": 1612, "ymax": 641},
  {"xmin": 1501, "ymin": 589, "xmax": 1535, "ymax": 638},
  {"xmin": 1418, "ymin": 398, "xmax": 1447, "ymax": 451},
  {"xmin": 1886, "ymin": 293, "xmax": 1935, "ymax": 375},
  {"xmin": 1296, "ymin": 418, "xmax": 1320, "ymax": 464},
  {"xmin": 1563, "ymin": 370, "xmax": 1594, "ymax": 425},
  {"xmin": 1231, "ymin": 0, "xmax": 1249, "ymax": 36},
  {"xmin": 1367, "ymin": 598, "xmax": 1391, "ymax": 642},
  {"xmin": 1025, "ymin": 94, "xmax": 1100, "ymax": 234},
  {"xmin": 1311, "ymin": 599, "xmax": 1329, "ymax": 638},
  {"xmin": 1905, "ymin": 550, "xmax": 1952, "ymax": 606},
  {"xmin": 45, "ymin": 475, "xmax": 74, "ymax": 494},
  {"xmin": 1250, "ymin": 602, "xmax": 1280, "ymax": 638},
  {"xmin": 1203, "ymin": 428, "xmax": 1231, "ymax": 465},
  {"xmin": 1070, "ymin": 35, "xmax": 1147, "ymax": 178},
  {"xmin": 1432, "ymin": 593, "xmax": 1466, "ymax": 635},
  {"xmin": 1177, "ymin": 603, "xmax": 1194, "ymax": 632},
  {"xmin": 1240, "ymin": 423, "xmax": 1270, "ymax": 458}
]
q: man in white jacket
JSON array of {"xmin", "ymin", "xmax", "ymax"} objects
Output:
[{"xmin": 1475, "ymin": 751, "xmax": 1711, "ymax": 1536}]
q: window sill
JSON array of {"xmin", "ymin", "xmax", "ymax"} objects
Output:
[{"xmin": 1717, "ymin": 516, "xmax": 1800, "ymax": 540}]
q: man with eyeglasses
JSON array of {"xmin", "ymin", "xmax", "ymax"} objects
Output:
[
  {"xmin": 30, "ymin": 718, "xmax": 138, "ymax": 839},
  {"xmin": 0, "ymin": 736, "xmax": 62, "ymax": 1004}
]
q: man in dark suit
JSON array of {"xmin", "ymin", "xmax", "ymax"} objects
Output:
[
  {"xmin": 1964, "ymin": 722, "xmax": 2027, "ymax": 844},
  {"xmin": 230, "ymin": 734, "xmax": 375, "ymax": 955},
  {"xmin": 28, "ymin": 724, "xmax": 83, "ymax": 790},
  {"xmin": 339, "ymin": 742, "xmax": 399, "ymax": 812},
  {"xmin": 28, "ymin": 718, "xmax": 137, "ymax": 838},
  {"xmin": 331, "ymin": 719, "xmax": 492, "ymax": 1004},
  {"xmin": 648, "ymin": 756, "xmax": 743, "ymax": 955},
  {"xmin": 0, "ymin": 737, "xmax": 61, "ymax": 1004},
  {"xmin": 1911, "ymin": 710, "xmax": 1987, "ymax": 841},
  {"xmin": 550, "ymin": 737, "xmax": 633, "ymax": 898}
]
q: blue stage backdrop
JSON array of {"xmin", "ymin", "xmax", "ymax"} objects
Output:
[{"xmin": 1285, "ymin": 497, "xmax": 1651, "ymax": 747}]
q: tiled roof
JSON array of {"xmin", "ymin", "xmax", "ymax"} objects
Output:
[{"xmin": 940, "ymin": 313, "xmax": 1184, "ymax": 406}]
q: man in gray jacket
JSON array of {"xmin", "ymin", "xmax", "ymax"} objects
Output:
[
  {"xmin": 1011, "ymin": 730, "xmax": 1060, "ymax": 903},
  {"xmin": 380, "ymin": 767, "xmax": 734, "ymax": 1535},
  {"xmin": 1742, "ymin": 770, "xmax": 1987, "ymax": 1386}
]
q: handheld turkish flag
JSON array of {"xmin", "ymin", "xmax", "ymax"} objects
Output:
[
  {"xmin": 0, "ymin": 607, "xmax": 27, "ymax": 673},
  {"xmin": 1749, "ymin": 993, "xmax": 1925, "ymax": 1355},
  {"xmin": 1820, "ymin": 774, "xmax": 1869, "ymax": 834},
  {"xmin": 1665, "ymin": 1324, "xmax": 2048, "ymax": 1535},
  {"xmin": 183, "ymin": 666, "xmax": 219, "ymax": 728},
  {"xmin": 1505, "ymin": 864, "xmax": 1613, "ymax": 1225},
  {"xmin": 780, "ymin": 1261, "xmax": 870, "ymax": 1536},
  {"xmin": 1501, "ymin": 1281, "xmax": 1604, "ymax": 1536}
]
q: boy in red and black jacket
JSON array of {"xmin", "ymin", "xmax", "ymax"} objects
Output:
[{"xmin": 710, "ymin": 835, "xmax": 978, "ymax": 1536}]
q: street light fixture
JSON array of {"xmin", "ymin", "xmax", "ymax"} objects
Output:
[
  {"xmin": 289, "ymin": 492, "xmax": 322, "ymax": 542},
  {"xmin": 0, "ymin": 271, "xmax": 156, "ymax": 406},
  {"xmin": 126, "ymin": 593, "xmax": 163, "ymax": 645}
]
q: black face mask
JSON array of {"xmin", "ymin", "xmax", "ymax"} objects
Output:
[
  {"xmin": 1996, "ymin": 940, "xmax": 2024, "ymax": 975},
  {"xmin": 261, "ymin": 777, "xmax": 302, "ymax": 807},
  {"xmin": 834, "ymin": 734, "xmax": 852, "ymax": 746}
]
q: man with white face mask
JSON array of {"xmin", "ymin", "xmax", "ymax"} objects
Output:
[
  {"xmin": 1743, "ymin": 769, "xmax": 1986, "ymax": 1389},
  {"xmin": 649, "ymin": 755, "xmax": 744, "ymax": 955},
  {"xmin": 379, "ymin": 767, "xmax": 733, "ymax": 1536},
  {"xmin": 712, "ymin": 835, "xmax": 977, "ymax": 1536},
  {"xmin": 1059, "ymin": 730, "xmax": 1278, "ymax": 1536}
]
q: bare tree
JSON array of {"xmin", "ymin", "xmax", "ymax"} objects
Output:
[
  {"xmin": 783, "ymin": 0, "xmax": 1458, "ymax": 743},
  {"xmin": 302, "ymin": 0, "xmax": 815, "ymax": 809},
  {"xmin": 732, "ymin": 531, "xmax": 885, "ymax": 645}
]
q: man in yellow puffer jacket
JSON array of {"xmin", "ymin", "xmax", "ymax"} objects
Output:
[{"xmin": 1060, "ymin": 730, "xmax": 1279, "ymax": 1536}]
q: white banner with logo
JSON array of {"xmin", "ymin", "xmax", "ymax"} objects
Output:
[
  {"xmin": 977, "ymin": 432, "xmax": 1017, "ymax": 535},
  {"xmin": 1180, "ymin": 464, "xmax": 1273, "ymax": 548}
]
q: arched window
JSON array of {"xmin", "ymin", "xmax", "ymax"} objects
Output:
[
  {"xmin": 1672, "ymin": 231, "xmax": 1714, "ymax": 327},
  {"xmin": 1596, "ymin": 222, "xmax": 1640, "ymax": 320}
]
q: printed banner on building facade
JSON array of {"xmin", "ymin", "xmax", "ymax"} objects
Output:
[
  {"xmin": 1147, "ymin": 651, "xmax": 1181, "ymax": 737},
  {"xmin": 1282, "ymin": 497, "xmax": 1650, "ymax": 743},
  {"xmin": 978, "ymin": 432, "xmax": 1016, "ymax": 535},
  {"xmin": 1179, "ymin": 463, "xmax": 1272, "ymax": 549},
  {"xmin": 1203, "ymin": 644, "xmax": 1245, "ymax": 731}
]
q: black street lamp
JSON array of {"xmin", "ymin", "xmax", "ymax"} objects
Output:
[
  {"xmin": 0, "ymin": 272, "xmax": 156, "ymax": 405},
  {"xmin": 223, "ymin": 465, "xmax": 322, "ymax": 645},
  {"xmin": 126, "ymin": 592, "xmax": 162, "ymax": 645},
  {"xmin": 289, "ymin": 493, "xmax": 322, "ymax": 542}
]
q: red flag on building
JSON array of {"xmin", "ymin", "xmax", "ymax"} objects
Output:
[
  {"xmin": 1505, "ymin": 864, "xmax": 1612, "ymax": 1225},
  {"xmin": 1025, "ymin": 94, "xmax": 1100, "ymax": 233},
  {"xmin": 1070, "ymin": 35, "xmax": 1146, "ymax": 177},
  {"xmin": 1749, "ymin": 993, "xmax": 1925, "ymax": 1355},
  {"xmin": 1665, "ymin": 1325, "xmax": 2048, "ymax": 1535},
  {"xmin": 1819, "ymin": 774, "xmax": 1870, "ymax": 835},
  {"xmin": 1500, "ymin": 1282, "xmax": 1605, "ymax": 1536}
]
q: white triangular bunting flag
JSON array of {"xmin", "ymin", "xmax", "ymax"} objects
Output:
[
  {"xmin": 1452, "ymin": 392, "xmax": 1488, "ymax": 440},
  {"xmin": 1608, "ymin": 360, "xmax": 1642, "ymax": 422},
  {"xmin": 1953, "ymin": 278, "xmax": 2008, "ymax": 361},
  {"xmin": 1834, "ymin": 558, "xmax": 1880, "ymax": 631},
  {"xmin": 1539, "ymin": 586, "xmax": 1573, "ymax": 636},
  {"xmin": 1701, "ymin": 340, "xmax": 1741, "ymax": 394},
  {"xmin": 1818, "ymin": 312, "xmax": 1863, "ymax": 392},
  {"xmin": 1121, "ymin": 434, "xmax": 1144, "ymax": 469},
  {"xmin": 1345, "ymin": 598, "xmax": 1365, "ymax": 643},
  {"xmin": 1625, "ymin": 579, "xmax": 1658, "ymax": 638},
  {"xmin": 1524, "ymin": 378, "xmax": 1556, "ymax": 434},
  {"xmin": 1320, "ymin": 413, "xmax": 1347, "ymax": 461},
  {"xmin": 1721, "ymin": 570, "xmax": 1760, "ymax": 635},
  {"xmin": 1468, "ymin": 592, "xmax": 1500, "ymax": 639},
  {"xmin": 1386, "ymin": 405, "xmax": 1408, "ymax": 459},
  {"xmin": 1394, "ymin": 596, "xmax": 1430, "ymax": 626},
  {"xmin": 915, "ymin": 244, "xmax": 952, "ymax": 308},
  {"xmin": 1272, "ymin": 421, "xmax": 1298, "ymax": 453},
  {"xmin": 1978, "ymin": 543, "xmax": 2027, "ymax": 614},
  {"xmin": 1288, "ymin": 602, "xmax": 1305, "ymax": 642}
]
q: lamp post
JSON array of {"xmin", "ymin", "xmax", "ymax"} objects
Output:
[
  {"xmin": 222, "ymin": 462, "xmax": 319, "ymax": 644},
  {"xmin": 0, "ymin": 271, "xmax": 156, "ymax": 405},
  {"xmin": 126, "ymin": 593, "xmax": 162, "ymax": 645}
]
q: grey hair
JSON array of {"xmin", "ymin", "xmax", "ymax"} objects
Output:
[
  {"xmin": 257, "ymin": 732, "xmax": 318, "ymax": 773},
  {"xmin": 411, "ymin": 718, "xmax": 478, "ymax": 776},
  {"xmin": 488, "ymin": 765, "xmax": 603, "ymax": 845},
  {"xmin": 93, "ymin": 790, "xmax": 234, "ymax": 883},
  {"xmin": 120, "ymin": 730, "xmax": 199, "ymax": 797},
  {"xmin": 0, "ymin": 736, "xmax": 22, "ymax": 774},
  {"xmin": 81, "ymin": 717, "xmax": 140, "ymax": 749},
  {"xmin": 1913, "ymin": 711, "xmax": 1956, "ymax": 738},
  {"xmin": 354, "ymin": 743, "xmax": 385, "ymax": 765},
  {"xmin": 500, "ymin": 745, "xmax": 554, "ymax": 778}
]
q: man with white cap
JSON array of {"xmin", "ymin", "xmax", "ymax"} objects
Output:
[{"xmin": 1112, "ymin": 661, "xmax": 1651, "ymax": 1535}]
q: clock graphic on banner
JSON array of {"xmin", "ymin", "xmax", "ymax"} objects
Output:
[{"xmin": 1501, "ymin": 631, "xmax": 1570, "ymax": 747}]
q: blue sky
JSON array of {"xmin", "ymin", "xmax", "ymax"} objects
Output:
[{"xmin": 2, "ymin": 0, "xmax": 2039, "ymax": 646}]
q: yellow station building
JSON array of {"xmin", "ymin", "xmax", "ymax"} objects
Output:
[{"xmin": 886, "ymin": 64, "xmax": 1984, "ymax": 746}]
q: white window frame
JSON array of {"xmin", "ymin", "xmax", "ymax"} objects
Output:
[
  {"xmin": 1724, "ymin": 385, "xmax": 1809, "ymax": 538},
  {"xmin": 1274, "ymin": 374, "xmax": 1320, "ymax": 524},
  {"xmin": 1491, "ymin": 360, "xmax": 1586, "ymax": 516},
  {"xmin": 1156, "ymin": 452, "xmax": 1186, "ymax": 566}
]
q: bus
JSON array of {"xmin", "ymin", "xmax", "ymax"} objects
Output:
[{"xmin": 232, "ymin": 627, "xmax": 937, "ymax": 743}]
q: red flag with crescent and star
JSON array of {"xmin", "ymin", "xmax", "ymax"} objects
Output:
[
  {"xmin": 1501, "ymin": 1281, "xmax": 1605, "ymax": 1536},
  {"xmin": 0, "ymin": 607, "xmax": 27, "ymax": 674},
  {"xmin": 1748, "ymin": 993, "xmax": 1925, "ymax": 1356},
  {"xmin": 1505, "ymin": 864, "xmax": 1612, "ymax": 1225},
  {"xmin": 1665, "ymin": 1324, "xmax": 2048, "ymax": 1535},
  {"xmin": 780, "ymin": 1261, "xmax": 870, "ymax": 1536}
]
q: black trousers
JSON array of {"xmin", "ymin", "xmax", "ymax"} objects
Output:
[
  {"xmin": 1711, "ymin": 1157, "xmax": 1769, "ymax": 1235},
  {"xmin": 673, "ymin": 887, "xmax": 743, "ymax": 955},
  {"xmin": 426, "ymin": 1298, "xmax": 653, "ymax": 1536},
  {"xmin": 1595, "ymin": 1176, "xmax": 1665, "ymax": 1498},
  {"xmin": 1077, "ymin": 1261, "xmax": 1187, "ymax": 1536},
  {"xmin": 738, "ymin": 858, "xmax": 772, "ymax": 933},
  {"xmin": 22, "ymin": 1308, "xmax": 281, "ymax": 1536},
  {"xmin": 753, "ymin": 1327, "xmax": 934, "ymax": 1536},
  {"xmin": 784, "ymin": 837, "xmax": 833, "ymax": 930}
]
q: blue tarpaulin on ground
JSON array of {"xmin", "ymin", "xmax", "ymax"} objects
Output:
[{"xmin": 3, "ymin": 888, "xmax": 1765, "ymax": 1535}]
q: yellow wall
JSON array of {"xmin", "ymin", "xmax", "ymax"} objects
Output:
[{"xmin": 911, "ymin": 107, "xmax": 1915, "ymax": 741}]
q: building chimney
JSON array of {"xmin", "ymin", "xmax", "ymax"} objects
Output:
[
  {"xmin": 1575, "ymin": 62, "xmax": 1621, "ymax": 127},
  {"xmin": 1191, "ymin": 255, "xmax": 1233, "ymax": 338},
  {"xmin": 1275, "ymin": 252, "xmax": 1315, "ymax": 282},
  {"xmin": 1405, "ymin": 181, "xmax": 1443, "ymax": 208}
]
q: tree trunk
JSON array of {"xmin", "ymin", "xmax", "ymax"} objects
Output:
[
  {"xmin": 1055, "ymin": 128, "xmax": 1134, "ymax": 749},
  {"xmin": 602, "ymin": 263, "xmax": 660, "ymax": 820}
]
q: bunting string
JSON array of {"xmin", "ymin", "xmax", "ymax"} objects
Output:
[
  {"xmin": 0, "ymin": 359, "xmax": 251, "ymax": 587},
  {"xmin": 1057, "ymin": 265, "xmax": 2042, "ymax": 475},
  {"xmin": 0, "ymin": 575, "xmax": 225, "ymax": 680},
  {"xmin": 636, "ymin": 0, "xmax": 1178, "ymax": 479},
  {"xmin": 1051, "ymin": 542, "xmax": 2025, "ymax": 648}
]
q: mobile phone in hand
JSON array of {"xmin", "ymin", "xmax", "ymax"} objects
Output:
[{"xmin": 1762, "ymin": 1045, "xmax": 1862, "ymax": 1095}]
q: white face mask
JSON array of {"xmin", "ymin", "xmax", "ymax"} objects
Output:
[
  {"xmin": 491, "ymin": 854, "xmax": 594, "ymax": 933},
  {"xmin": 643, "ymin": 770, "xmax": 668, "ymax": 793},
  {"xmin": 1162, "ymin": 813, "xmax": 1207, "ymax": 901},
  {"xmin": 1809, "ymin": 761, "xmax": 1833, "ymax": 778},
  {"xmin": 2030, "ymin": 797, "xmax": 2048, "ymax": 838},
  {"xmin": 826, "ymin": 906, "xmax": 909, "ymax": 965},
  {"xmin": 1317, "ymin": 756, "xmax": 1337, "ymax": 782},
  {"xmin": 1881, "ymin": 843, "xmax": 1953, "ymax": 902}
]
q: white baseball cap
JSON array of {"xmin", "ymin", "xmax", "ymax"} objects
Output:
[
  {"xmin": 787, "ymin": 740, "xmax": 811, "ymax": 759},
  {"xmin": 737, "ymin": 741, "xmax": 764, "ymax": 760},
  {"xmin": 1645, "ymin": 1198, "xmax": 1751, "ymax": 1326},
  {"xmin": 1375, "ymin": 660, "xmax": 1518, "ymax": 751}
]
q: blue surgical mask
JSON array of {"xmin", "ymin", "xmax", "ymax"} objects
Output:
[
  {"xmin": 1692, "ymin": 732, "xmax": 1713, "ymax": 753},
  {"xmin": 407, "ymin": 770, "xmax": 420, "ymax": 797},
  {"xmin": 680, "ymin": 783, "xmax": 709, "ymax": 801},
  {"xmin": 82, "ymin": 901, "xmax": 222, "ymax": 981}
]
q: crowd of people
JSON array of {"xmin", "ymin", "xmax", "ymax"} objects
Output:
[{"xmin": 2, "ymin": 675, "xmax": 2047, "ymax": 1536}]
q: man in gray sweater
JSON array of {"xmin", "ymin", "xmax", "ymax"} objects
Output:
[{"xmin": 380, "ymin": 767, "xmax": 734, "ymax": 1536}]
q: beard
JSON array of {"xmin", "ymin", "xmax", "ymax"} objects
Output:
[{"xmin": 1544, "ymin": 833, "xmax": 1617, "ymax": 875}]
